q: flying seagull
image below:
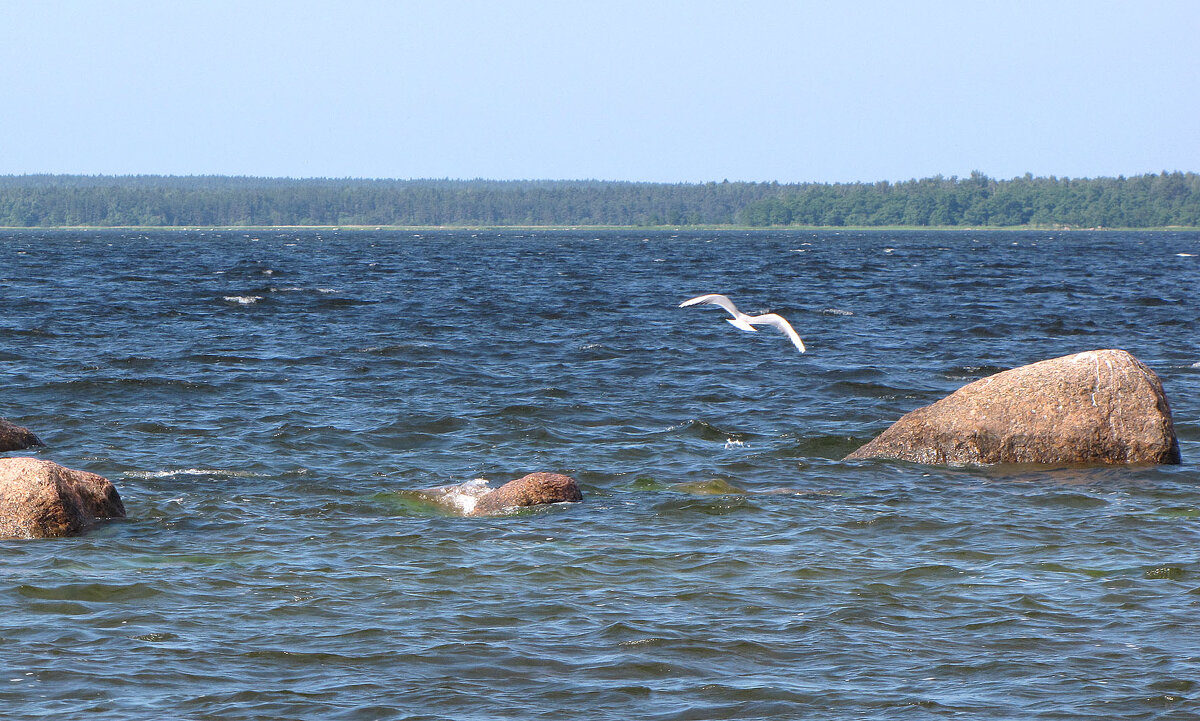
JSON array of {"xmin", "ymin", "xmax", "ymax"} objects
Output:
[{"xmin": 679, "ymin": 293, "xmax": 806, "ymax": 353}]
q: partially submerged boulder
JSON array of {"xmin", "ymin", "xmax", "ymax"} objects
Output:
[
  {"xmin": 845, "ymin": 349, "xmax": 1181, "ymax": 466},
  {"xmin": 471, "ymin": 472, "xmax": 583, "ymax": 516},
  {"xmin": 412, "ymin": 472, "xmax": 583, "ymax": 516},
  {"xmin": 0, "ymin": 419, "xmax": 44, "ymax": 452},
  {"xmin": 0, "ymin": 458, "xmax": 126, "ymax": 538}
]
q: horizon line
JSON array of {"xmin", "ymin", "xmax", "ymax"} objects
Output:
[{"xmin": 2, "ymin": 170, "xmax": 1198, "ymax": 185}]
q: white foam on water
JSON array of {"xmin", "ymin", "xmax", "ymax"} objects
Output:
[
  {"xmin": 1178, "ymin": 253, "xmax": 1196, "ymax": 257},
  {"xmin": 423, "ymin": 478, "xmax": 493, "ymax": 515},
  {"xmin": 223, "ymin": 295, "xmax": 262, "ymax": 305},
  {"xmin": 126, "ymin": 468, "xmax": 270, "ymax": 479}
]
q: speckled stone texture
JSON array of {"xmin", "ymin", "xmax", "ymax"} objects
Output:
[
  {"xmin": 0, "ymin": 458, "xmax": 126, "ymax": 538},
  {"xmin": 471, "ymin": 472, "xmax": 583, "ymax": 516},
  {"xmin": 845, "ymin": 349, "xmax": 1181, "ymax": 466},
  {"xmin": 0, "ymin": 418, "xmax": 44, "ymax": 452}
]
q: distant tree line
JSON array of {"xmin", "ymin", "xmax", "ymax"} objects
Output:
[
  {"xmin": 0, "ymin": 172, "xmax": 1196, "ymax": 228},
  {"xmin": 0, "ymin": 176, "xmax": 775, "ymax": 227},
  {"xmin": 739, "ymin": 171, "xmax": 1200, "ymax": 228}
]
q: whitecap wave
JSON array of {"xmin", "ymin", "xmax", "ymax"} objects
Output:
[
  {"xmin": 418, "ymin": 478, "xmax": 493, "ymax": 515},
  {"xmin": 125, "ymin": 468, "xmax": 271, "ymax": 479},
  {"xmin": 223, "ymin": 295, "xmax": 262, "ymax": 305}
]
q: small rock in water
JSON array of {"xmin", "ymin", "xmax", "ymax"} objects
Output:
[
  {"xmin": 0, "ymin": 457, "xmax": 126, "ymax": 539},
  {"xmin": 415, "ymin": 473, "xmax": 583, "ymax": 517},
  {"xmin": 845, "ymin": 349, "xmax": 1181, "ymax": 466},
  {"xmin": 471, "ymin": 473, "xmax": 583, "ymax": 516},
  {"xmin": 0, "ymin": 419, "xmax": 44, "ymax": 452}
]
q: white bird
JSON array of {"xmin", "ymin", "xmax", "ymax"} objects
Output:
[{"xmin": 679, "ymin": 293, "xmax": 806, "ymax": 353}]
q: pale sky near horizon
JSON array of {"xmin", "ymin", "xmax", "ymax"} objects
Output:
[{"xmin": 1, "ymin": 1, "xmax": 1197, "ymax": 183}]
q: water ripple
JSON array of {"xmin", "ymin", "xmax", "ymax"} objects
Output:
[{"xmin": 1, "ymin": 229, "xmax": 1199, "ymax": 719}]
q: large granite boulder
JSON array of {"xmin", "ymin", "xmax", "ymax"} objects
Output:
[
  {"xmin": 471, "ymin": 472, "xmax": 583, "ymax": 516},
  {"xmin": 0, "ymin": 419, "xmax": 44, "ymax": 452},
  {"xmin": 0, "ymin": 458, "xmax": 126, "ymax": 538},
  {"xmin": 845, "ymin": 349, "xmax": 1181, "ymax": 466}
]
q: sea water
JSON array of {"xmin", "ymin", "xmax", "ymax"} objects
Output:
[{"xmin": 1, "ymin": 229, "xmax": 1199, "ymax": 719}]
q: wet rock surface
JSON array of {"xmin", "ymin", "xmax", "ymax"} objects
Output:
[
  {"xmin": 0, "ymin": 418, "xmax": 44, "ymax": 452},
  {"xmin": 0, "ymin": 457, "xmax": 126, "ymax": 538},
  {"xmin": 471, "ymin": 472, "xmax": 583, "ymax": 516}
]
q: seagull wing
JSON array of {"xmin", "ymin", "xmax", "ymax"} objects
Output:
[
  {"xmin": 747, "ymin": 313, "xmax": 807, "ymax": 353},
  {"xmin": 679, "ymin": 293, "xmax": 742, "ymax": 317}
]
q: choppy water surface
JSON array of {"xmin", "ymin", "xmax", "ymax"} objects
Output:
[{"xmin": 2, "ymin": 229, "xmax": 1199, "ymax": 719}]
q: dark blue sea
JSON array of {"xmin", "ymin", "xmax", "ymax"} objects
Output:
[{"xmin": 2, "ymin": 229, "xmax": 1199, "ymax": 720}]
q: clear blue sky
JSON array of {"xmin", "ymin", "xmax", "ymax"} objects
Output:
[{"xmin": 2, "ymin": 0, "xmax": 1197, "ymax": 183}]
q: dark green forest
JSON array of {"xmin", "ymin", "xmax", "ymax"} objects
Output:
[
  {"xmin": 739, "ymin": 171, "xmax": 1200, "ymax": 228},
  {"xmin": 1, "ymin": 172, "xmax": 1197, "ymax": 228}
]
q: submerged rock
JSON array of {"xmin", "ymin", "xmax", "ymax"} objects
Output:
[
  {"xmin": 0, "ymin": 419, "xmax": 44, "ymax": 452},
  {"xmin": 845, "ymin": 349, "xmax": 1181, "ymax": 466},
  {"xmin": 670, "ymin": 478, "xmax": 747, "ymax": 495},
  {"xmin": 0, "ymin": 458, "xmax": 126, "ymax": 538}
]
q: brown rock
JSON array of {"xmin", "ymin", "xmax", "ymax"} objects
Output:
[
  {"xmin": 0, "ymin": 418, "xmax": 44, "ymax": 452},
  {"xmin": 471, "ymin": 472, "xmax": 583, "ymax": 516},
  {"xmin": 845, "ymin": 349, "xmax": 1181, "ymax": 466},
  {"xmin": 0, "ymin": 458, "xmax": 126, "ymax": 538}
]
